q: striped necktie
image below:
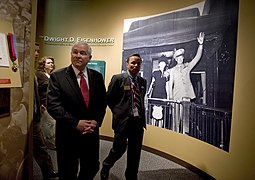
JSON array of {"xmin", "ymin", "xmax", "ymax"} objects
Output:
[{"xmin": 132, "ymin": 79, "xmax": 142, "ymax": 116}]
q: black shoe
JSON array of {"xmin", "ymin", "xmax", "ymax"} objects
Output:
[
  {"xmin": 100, "ymin": 167, "xmax": 109, "ymax": 180},
  {"xmin": 50, "ymin": 171, "xmax": 58, "ymax": 178}
]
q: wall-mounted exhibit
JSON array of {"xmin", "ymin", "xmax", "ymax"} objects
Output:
[
  {"xmin": 122, "ymin": 0, "xmax": 239, "ymax": 152},
  {"xmin": 0, "ymin": 19, "xmax": 22, "ymax": 88},
  {"xmin": 87, "ymin": 60, "xmax": 106, "ymax": 80}
]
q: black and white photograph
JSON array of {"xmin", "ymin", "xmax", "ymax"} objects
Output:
[{"xmin": 122, "ymin": 0, "xmax": 239, "ymax": 152}]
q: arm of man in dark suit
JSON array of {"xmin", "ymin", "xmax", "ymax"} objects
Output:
[
  {"xmin": 106, "ymin": 75, "xmax": 121, "ymax": 110},
  {"xmin": 91, "ymin": 70, "xmax": 107, "ymax": 127},
  {"xmin": 47, "ymin": 71, "xmax": 79, "ymax": 130}
]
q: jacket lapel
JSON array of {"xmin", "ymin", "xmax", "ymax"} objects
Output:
[
  {"xmin": 87, "ymin": 68, "xmax": 94, "ymax": 102},
  {"xmin": 65, "ymin": 65, "xmax": 85, "ymax": 106},
  {"xmin": 123, "ymin": 72, "xmax": 130, "ymax": 86}
]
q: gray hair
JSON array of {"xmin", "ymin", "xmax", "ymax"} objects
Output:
[{"xmin": 71, "ymin": 41, "xmax": 92, "ymax": 56}]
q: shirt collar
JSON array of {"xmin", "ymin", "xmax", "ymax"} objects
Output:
[
  {"xmin": 72, "ymin": 65, "xmax": 88, "ymax": 78},
  {"xmin": 127, "ymin": 70, "xmax": 137, "ymax": 82}
]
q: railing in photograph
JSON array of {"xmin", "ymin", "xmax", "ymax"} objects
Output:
[
  {"xmin": 189, "ymin": 104, "xmax": 231, "ymax": 151},
  {"xmin": 146, "ymin": 98, "xmax": 231, "ymax": 151}
]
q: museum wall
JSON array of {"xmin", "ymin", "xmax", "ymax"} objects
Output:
[
  {"xmin": 35, "ymin": 0, "xmax": 255, "ymax": 179},
  {"xmin": 0, "ymin": 0, "xmax": 37, "ymax": 179}
]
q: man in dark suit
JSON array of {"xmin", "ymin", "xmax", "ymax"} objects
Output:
[
  {"xmin": 47, "ymin": 42, "xmax": 106, "ymax": 180},
  {"xmin": 100, "ymin": 54, "xmax": 147, "ymax": 180}
]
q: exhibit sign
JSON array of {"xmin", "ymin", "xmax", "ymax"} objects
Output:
[
  {"xmin": 40, "ymin": 35, "xmax": 115, "ymax": 46},
  {"xmin": 87, "ymin": 60, "xmax": 106, "ymax": 80}
]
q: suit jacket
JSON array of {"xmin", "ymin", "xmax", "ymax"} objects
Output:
[
  {"xmin": 35, "ymin": 71, "xmax": 49, "ymax": 107},
  {"xmin": 107, "ymin": 72, "xmax": 147, "ymax": 132},
  {"xmin": 47, "ymin": 65, "xmax": 106, "ymax": 145},
  {"xmin": 33, "ymin": 78, "xmax": 41, "ymax": 123}
]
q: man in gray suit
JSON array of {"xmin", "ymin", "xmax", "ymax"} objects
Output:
[
  {"xmin": 47, "ymin": 42, "xmax": 106, "ymax": 180},
  {"xmin": 100, "ymin": 53, "xmax": 147, "ymax": 180}
]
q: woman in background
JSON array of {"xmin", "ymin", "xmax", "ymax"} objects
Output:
[
  {"xmin": 147, "ymin": 56, "xmax": 169, "ymax": 128},
  {"xmin": 35, "ymin": 56, "xmax": 56, "ymax": 150}
]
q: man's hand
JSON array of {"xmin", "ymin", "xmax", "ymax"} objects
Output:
[
  {"xmin": 197, "ymin": 32, "xmax": 205, "ymax": 45},
  {"xmin": 76, "ymin": 120, "xmax": 98, "ymax": 134},
  {"xmin": 90, "ymin": 120, "xmax": 98, "ymax": 129}
]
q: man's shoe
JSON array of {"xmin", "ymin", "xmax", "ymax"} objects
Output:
[
  {"xmin": 50, "ymin": 171, "xmax": 58, "ymax": 178},
  {"xmin": 100, "ymin": 167, "xmax": 109, "ymax": 180}
]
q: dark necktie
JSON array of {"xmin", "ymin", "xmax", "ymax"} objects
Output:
[
  {"xmin": 79, "ymin": 71, "xmax": 89, "ymax": 107},
  {"xmin": 132, "ymin": 79, "xmax": 142, "ymax": 116}
]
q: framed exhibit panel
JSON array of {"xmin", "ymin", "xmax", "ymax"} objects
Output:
[
  {"xmin": 87, "ymin": 60, "xmax": 106, "ymax": 80},
  {"xmin": 0, "ymin": 18, "xmax": 21, "ymax": 88},
  {"xmin": 122, "ymin": 0, "xmax": 239, "ymax": 152}
]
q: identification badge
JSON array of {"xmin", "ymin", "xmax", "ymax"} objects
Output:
[
  {"xmin": 124, "ymin": 85, "xmax": 131, "ymax": 90},
  {"xmin": 133, "ymin": 107, "xmax": 139, "ymax": 117}
]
